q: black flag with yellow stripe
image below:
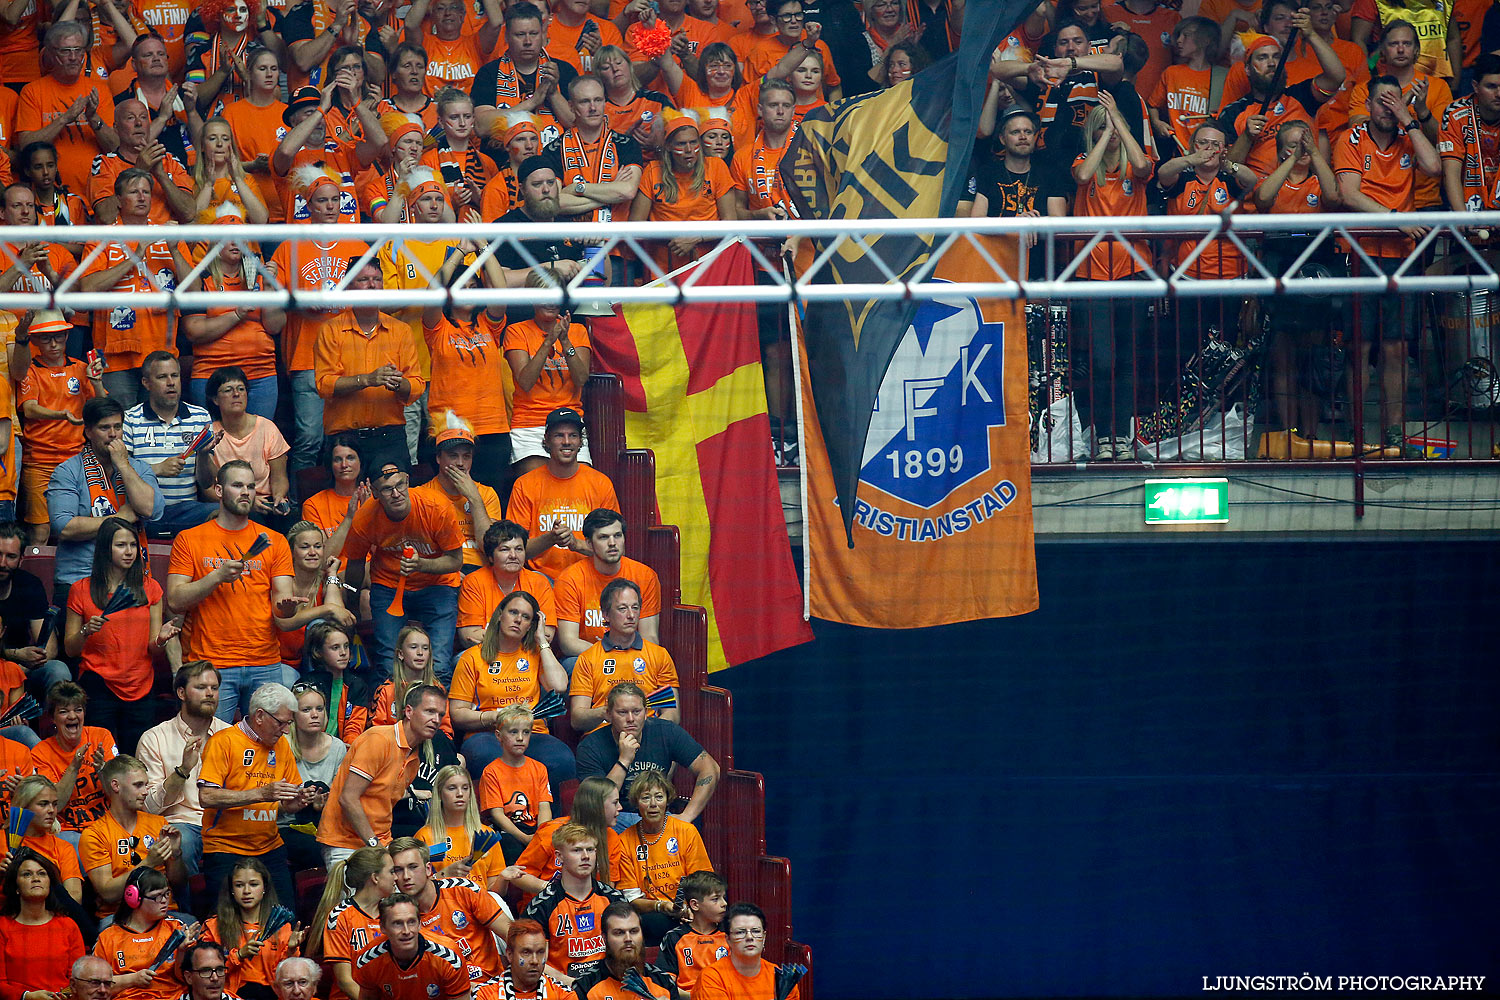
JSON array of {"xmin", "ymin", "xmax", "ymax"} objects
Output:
[{"xmin": 781, "ymin": 0, "xmax": 1025, "ymax": 545}]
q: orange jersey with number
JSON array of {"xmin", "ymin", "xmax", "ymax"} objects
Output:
[
  {"xmin": 324, "ymin": 900, "xmax": 384, "ymax": 1000},
  {"xmin": 415, "ymin": 878, "xmax": 507, "ymax": 981},
  {"xmin": 353, "ymin": 933, "xmax": 470, "ymax": 1000},
  {"xmin": 198, "ymin": 725, "xmax": 301, "ymax": 855},
  {"xmin": 78, "ymin": 810, "xmax": 171, "ymax": 916},
  {"xmin": 94, "ymin": 917, "xmax": 189, "ymax": 1000}
]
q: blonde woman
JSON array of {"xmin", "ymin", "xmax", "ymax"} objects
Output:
[
  {"xmin": 192, "ymin": 118, "xmax": 270, "ymax": 223},
  {"xmin": 306, "ymin": 847, "xmax": 393, "ymax": 1000},
  {"xmin": 1069, "ymin": 91, "xmax": 1153, "ymax": 461},
  {"xmin": 4, "ymin": 776, "xmax": 85, "ymax": 902},
  {"xmin": 417, "ymin": 764, "xmax": 506, "ymax": 886}
]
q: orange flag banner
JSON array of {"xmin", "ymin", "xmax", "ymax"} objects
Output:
[{"xmin": 800, "ymin": 236, "xmax": 1039, "ymax": 627}]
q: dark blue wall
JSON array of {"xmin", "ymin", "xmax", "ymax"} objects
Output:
[{"xmin": 718, "ymin": 541, "xmax": 1500, "ymax": 999}]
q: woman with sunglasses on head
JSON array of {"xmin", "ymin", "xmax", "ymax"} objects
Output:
[
  {"xmin": 63, "ymin": 517, "xmax": 180, "ymax": 754},
  {"xmin": 206, "ymin": 366, "xmax": 290, "ymax": 523},
  {"xmin": 299, "ymin": 622, "xmax": 370, "ymax": 743},
  {"xmin": 93, "ymin": 868, "xmax": 201, "ymax": 1000},
  {"xmin": 275, "ymin": 682, "xmax": 348, "ymax": 874},
  {"xmin": 276, "ymin": 521, "xmax": 356, "ymax": 674},
  {"xmin": 0, "ymin": 847, "xmax": 87, "ymax": 998}
]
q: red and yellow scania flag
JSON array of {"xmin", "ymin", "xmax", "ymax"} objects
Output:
[
  {"xmin": 800, "ymin": 236, "xmax": 1039, "ymax": 628},
  {"xmin": 590, "ymin": 244, "xmax": 812, "ymax": 671}
]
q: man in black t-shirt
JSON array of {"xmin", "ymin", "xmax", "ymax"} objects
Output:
[
  {"xmin": 493, "ymin": 156, "xmax": 588, "ymax": 321},
  {"xmin": 575, "ymin": 682, "xmax": 720, "ymax": 830},
  {"xmin": 0, "ymin": 522, "xmax": 68, "ymax": 745},
  {"xmin": 966, "ymin": 106, "xmax": 1069, "ymax": 280}
]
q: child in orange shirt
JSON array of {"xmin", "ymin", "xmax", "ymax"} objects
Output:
[
  {"xmin": 478, "ymin": 706, "xmax": 554, "ymax": 862},
  {"xmin": 417, "ymin": 763, "xmax": 507, "ymax": 889},
  {"xmin": 203, "ymin": 857, "xmax": 307, "ymax": 998},
  {"xmin": 656, "ymin": 870, "xmax": 729, "ymax": 994},
  {"xmin": 15, "ymin": 311, "xmax": 104, "ymax": 542}
]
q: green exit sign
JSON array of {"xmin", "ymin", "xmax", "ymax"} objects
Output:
[{"xmin": 1143, "ymin": 479, "xmax": 1229, "ymax": 525}]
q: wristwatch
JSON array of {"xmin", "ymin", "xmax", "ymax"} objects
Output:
[
  {"xmin": 366, "ymin": 837, "xmax": 380, "ymax": 848},
  {"xmin": 565, "ymin": 346, "xmax": 577, "ymax": 357},
  {"xmin": 573, "ymin": 178, "xmax": 587, "ymax": 195},
  {"xmin": 174, "ymin": 766, "xmax": 191, "ymax": 779}
]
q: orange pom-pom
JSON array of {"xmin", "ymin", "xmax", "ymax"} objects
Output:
[{"xmin": 627, "ymin": 18, "xmax": 674, "ymax": 59}]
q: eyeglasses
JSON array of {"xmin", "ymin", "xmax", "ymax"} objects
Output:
[
  {"xmin": 775, "ymin": 10, "xmax": 804, "ymax": 20},
  {"xmin": 73, "ymin": 979, "xmax": 113, "ymax": 989},
  {"xmin": 192, "ymin": 968, "xmax": 228, "ymax": 977},
  {"xmin": 728, "ymin": 927, "xmax": 765, "ymax": 939},
  {"xmin": 52, "ymin": 46, "xmax": 86, "ymax": 56},
  {"xmin": 375, "ymin": 481, "xmax": 406, "ymax": 497},
  {"xmin": 260, "ymin": 710, "xmax": 295, "ymax": 728},
  {"xmin": 143, "ymin": 889, "xmax": 172, "ymax": 904}
]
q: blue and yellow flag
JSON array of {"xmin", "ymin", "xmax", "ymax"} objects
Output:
[{"xmin": 781, "ymin": 0, "xmax": 1027, "ymax": 545}]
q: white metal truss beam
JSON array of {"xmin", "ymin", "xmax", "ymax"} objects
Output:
[{"xmin": 4, "ymin": 212, "xmax": 1500, "ymax": 311}]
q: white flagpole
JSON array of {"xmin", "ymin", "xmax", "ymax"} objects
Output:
[{"xmin": 784, "ymin": 254, "xmax": 811, "ymax": 622}]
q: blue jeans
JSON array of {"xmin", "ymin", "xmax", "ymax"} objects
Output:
[
  {"xmin": 187, "ymin": 374, "xmax": 278, "ymax": 419},
  {"xmin": 1, "ymin": 724, "xmax": 39, "ymax": 747},
  {"xmin": 461, "ymin": 731, "xmax": 576, "ymax": 797},
  {"xmin": 101, "ymin": 368, "xmax": 141, "ymax": 407},
  {"xmin": 26, "ymin": 659, "xmax": 71, "ymax": 702},
  {"xmin": 170, "ymin": 821, "xmax": 203, "ymax": 876},
  {"xmin": 289, "ymin": 370, "xmax": 324, "ymax": 472},
  {"xmin": 215, "ymin": 663, "xmax": 300, "ymax": 722},
  {"xmin": 0, "ymin": 500, "xmax": 14, "ymax": 521},
  {"xmin": 368, "ymin": 583, "xmax": 458, "ymax": 683},
  {"xmin": 147, "ymin": 499, "xmax": 219, "ymax": 537}
]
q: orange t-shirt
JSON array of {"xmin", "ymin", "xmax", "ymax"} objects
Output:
[
  {"xmin": 317, "ymin": 724, "xmax": 421, "ymax": 848},
  {"xmin": 553, "ymin": 556, "xmax": 662, "ymax": 645},
  {"xmin": 86, "ymin": 150, "xmax": 192, "ymax": 223},
  {"xmin": 457, "ymin": 567, "xmax": 556, "ymax": 632},
  {"xmin": 449, "ymin": 645, "xmax": 550, "ymax": 733},
  {"xmin": 1333, "ymin": 122, "xmax": 1419, "ymax": 257},
  {"xmin": 199, "ymin": 725, "xmax": 301, "ymax": 855},
  {"xmin": 504, "ymin": 464, "xmax": 620, "ymax": 580},
  {"xmin": 269, "ymin": 238, "xmax": 371, "ymax": 371},
  {"xmin": 415, "ymin": 825, "xmax": 505, "ymax": 885},
  {"xmin": 67, "ymin": 577, "xmax": 163, "ymax": 700},
  {"xmin": 78, "ymin": 809, "xmax": 171, "ymax": 917},
  {"xmin": 167, "ymin": 519, "xmax": 295, "ymax": 668},
  {"xmin": 0, "ymin": 4, "xmax": 45, "ymax": 82},
  {"xmin": 424, "ymin": 33, "xmax": 486, "ymax": 94},
  {"xmin": 478, "ymin": 755, "xmax": 552, "ymax": 835},
  {"xmin": 603, "ymin": 90, "xmax": 671, "ymax": 138},
  {"xmin": 220, "ymin": 99, "xmax": 290, "ymax": 219},
  {"xmin": 730, "ymin": 135, "xmax": 792, "ymax": 215},
  {"xmin": 352, "ymin": 932, "xmax": 470, "ymax": 1000},
  {"xmin": 502, "ymin": 320, "xmax": 591, "ymax": 429},
  {"xmin": 1167, "ymin": 172, "xmax": 1247, "ymax": 279},
  {"xmin": 1072, "ymin": 157, "xmax": 1149, "ymax": 281},
  {"xmin": 694, "ymin": 957, "xmax": 801, "ymax": 1000},
  {"xmin": 546, "ymin": 16, "xmax": 627, "ymax": 73},
  {"xmin": 424, "ymin": 314, "xmax": 512, "ymax": 436},
  {"xmin": 412, "ymin": 480, "xmax": 505, "ymax": 570},
  {"xmin": 570, "ymin": 639, "xmax": 678, "ymax": 711},
  {"xmin": 17, "ymin": 361, "xmax": 96, "ymax": 466},
  {"xmin": 638, "ymin": 156, "xmax": 735, "ymax": 223},
  {"xmin": 79, "ymin": 236, "xmax": 183, "ymax": 374},
  {"xmin": 203, "ymin": 915, "xmax": 299, "ymax": 992},
  {"xmin": 1104, "ymin": 0, "xmax": 1178, "ymax": 98},
  {"xmin": 191, "ymin": 269, "xmax": 278, "ymax": 381},
  {"xmin": 659, "ymin": 927, "xmax": 728, "ymax": 993},
  {"xmin": 15, "ymin": 75, "xmax": 118, "ymax": 193},
  {"xmin": 136, "ymin": 0, "xmax": 192, "ymax": 76},
  {"xmin": 413, "ymin": 879, "xmax": 506, "ymax": 981},
  {"xmin": 322, "ymin": 899, "xmax": 384, "ymax": 1000},
  {"xmin": 1267, "ymin": 172, "xmax": 1328, "ymax": 214},
  {"xmin": 674, "ymin": 80, "xmax": 758, "ymax": 152},
  {"xmin": 520, "ymin": 880, "xmax": 627, "ymax": 979},
  {"xmin": 615, "ymin": 815, "xmax": 711, "ymax": 904},
  {"xmin": 342, "ymin": 490, "xmax": 465, "ymax": 590},
  {"xmin": 743, "ymin": 34, "xmax": 840, "ymax": 87},
  {"xmin": 479, "ymin": 168, "xmax": 517, "ymax": 221},
  {"xmin": 29, "ymin": 727, "xmax": 119, "ymax": 831},
  {"xmin": 0, "ymin": 831, "xmax": 83, "ymax": 881},
  {"xmin": 1149, "ymin": 65, "xmax": 1217, "ymax": 155},
  {"xmin": 94, "ymin": 917, "xmax": 189, "ymax": 1000},
  {"xmin": 1348, "ymin": 73, "xmax": 1451, "ymax": 208}
]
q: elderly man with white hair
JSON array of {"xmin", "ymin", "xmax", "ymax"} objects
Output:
[
  {"xmin": 197, "ymin": 683, "xmax": 315, "ymax": 909},
  {"xmin": 69, "ymin": 956, "xmax": 116, "ymax": 1000},
  {"xmin": 273, "ymin": 957, "xmax": 322, "ymax": 1000}
]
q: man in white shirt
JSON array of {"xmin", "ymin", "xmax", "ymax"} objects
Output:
[{"xmin": 135, "ymin": 661, "xmax": 229, "ymax": 896}]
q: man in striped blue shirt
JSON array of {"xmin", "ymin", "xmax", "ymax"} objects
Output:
[{"xmin": 124, "ymin": 352, "xmax": 219, "ymax": 537}]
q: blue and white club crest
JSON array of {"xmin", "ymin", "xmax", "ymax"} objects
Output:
[{"xmin": 859, "ymin": 288, "xmax": 1007, "ymax": 509}]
